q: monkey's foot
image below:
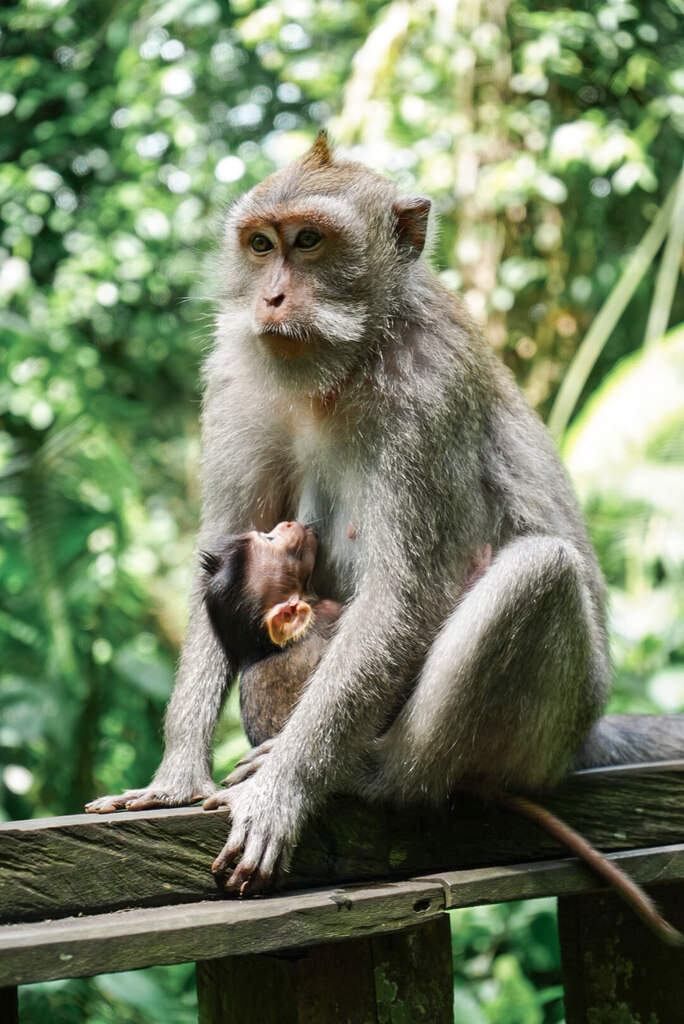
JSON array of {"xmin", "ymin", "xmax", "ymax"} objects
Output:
[
  {"xmin": 203, "ymin": 789, "xmax": 232, "ymax": 810},
  {"xmin": 85, "ymin": 779, "xmax": 219, "ymax": 813},
  {"xmin": 204, "ymin": 775, "xmax": 300, "ymax": 896},
  {"xmin": 221, "ymin": 740, "xmax": 274, "ymax": 787}
]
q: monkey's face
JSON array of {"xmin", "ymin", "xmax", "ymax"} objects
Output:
[
  {"xmin": 242, "ymin": 217, "xmax": 356, "ymax": 356},
  {"xmin": 233, "ymin": 200, "xmax": 372, "ymax": 391},
  {"xmin": 220, "ymin": 133, "xmax": 431, "ymax": 396},
  {"xmin": 246, "ymin": 521, "xmax": 318, "ymax": 612}
]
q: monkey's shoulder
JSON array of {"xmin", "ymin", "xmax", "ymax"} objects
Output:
[{"xmin": 240, "ymin": 629, "xmax": 326, "ymax": 693}]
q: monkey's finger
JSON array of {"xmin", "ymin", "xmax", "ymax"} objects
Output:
[
  {"xmin": 212, "ymin": 820, "xmax": 248, "ymax": 874},
  {"xmin": 191, "ymin": 787, "xmax": 218, "ymax": 801},
  {"xmin": 221, "ymin": 760, "xmax": 263, "ymax": 787},
  {"xmin": 85, "ymin": 793, "xmax": 136, "ymax": 813},
  {"xmin": 237, "ymin": 864, "xmax": 272, "ymax": 896},
  {"xmin": 223, "ymin": 857, "xmax": 259, "ymax": 895},
  {"xmin": 203, "ymin": 789, "xmax": 233, "ymax": 810},
  {"xmin": 232, "ymin": 834, "xmax": 277, "ymax": 891},
  {"xmin": 124, "ymin": 791, "xmax": 177, "ymax": 810},
  {"xmin": 254, "ymin": 836, "xmax": 288, "ymax": 884},
  {"xmin": 236, "ymin": 740, "xmax": 274, "ymax": 766},
  {"xmin": 234, "ymin": 837, "xmax": 287, "ymax": 896},
  {"xmin": 212, "ymin": 839, "xmax": 244, "ymax": 875}
]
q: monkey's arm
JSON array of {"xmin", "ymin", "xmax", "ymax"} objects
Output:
[
  {"xmin": 87, "ymin": 381, "xmax": 292, "ymax": 812},
  {"xmin": 85, "ymin": 561, "xmax": 232, "ymax": 811}
]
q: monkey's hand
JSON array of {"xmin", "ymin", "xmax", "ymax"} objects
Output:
[
  {"xmin": 203, "ymin": 770, "xmax": 303, "ymax": 895},
  {"xmin": 85, "ymin": 776, "xmax": 219, "ymax": 813},
  {"xmin": 220, "ymin": 740, "xmax": 274, "ymax": 788}
]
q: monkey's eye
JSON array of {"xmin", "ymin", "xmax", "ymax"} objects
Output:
[
  {"xmin": 294, "ymin": 229, "xmax": 322, "ymax": 251},
  {"xmin": 250, "ymin": 234, "xmax": 274, "ymax": 255}
]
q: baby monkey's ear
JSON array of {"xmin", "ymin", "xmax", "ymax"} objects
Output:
[{"xmin": 265, "ymin": 597, "xmax": 313, "ymax": 647}]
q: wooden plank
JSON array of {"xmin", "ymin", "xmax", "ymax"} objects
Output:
[
  {"xmin": 197, "ymin": 940, "xmax": 379, "ymax": 1024},
  {"xmin": 417, "ymin": 842, "xmax": 684, "ymax": 908},
  {"xmin": 372, "ymin": 916, "xmax": 453, "ymax": 1023},
  {"xmin": 196, "ymin": 916, "xmax": 453, "ymax": 1024},
  {"xmin": 558, "ymin": 884, "xmax": 684, "ymax": 1024},
  {"xmin": 0, "ymin": 805, "xmax": 224, "ymax": 926},
  {"xmin": 4, "ymin": 763, "xmax": 684, "ymax": 925},
  {"xmin": 0, "ymin": 880, "xmax": 445, "ymax": 987},
  {"xmin": 197, "ymin": 951, "xmax": 302, "ymax": 1024},
  {"xmin": 196, "ymin": 921, "xmax": 454, "ymax": 1024},
  {"xmin": 0, "ymin": 987, "xmax": 19, "ymax": 1024},
  {"xmin": 3, "ymin": 843, "xmax": 684, "ymax": 986}
]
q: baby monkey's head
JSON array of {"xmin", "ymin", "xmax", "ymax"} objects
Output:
[{"xmin": 202, "ymin": 521, "xmax": 318, "ymax": 670}]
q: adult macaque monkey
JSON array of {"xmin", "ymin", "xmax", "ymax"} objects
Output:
[{"xmin": 87, "ymin": 133, "xmax": 684, "ymax": 899}]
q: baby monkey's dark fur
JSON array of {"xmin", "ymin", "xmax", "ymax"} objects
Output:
[
  {"xmin": 203, "ymin": 521, "xmax": 684, "ymax": 945},
  {"xmin": 202, "ymin": 523, "xmax": 342, "ymax": 746}
]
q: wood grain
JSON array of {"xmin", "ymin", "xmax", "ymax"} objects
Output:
[
  {"xmin": 0, "ymin": 880, "xmax": 444, "ymax": 986},
  {"xmin": 3, "ymin": 844, "xmax": 684, "ymax": 986},
  {"xmin": 196, "ymin": 917, "xmax": 454, "ymax": 1024},
  {"xmin": 197, "ymin": 940, "xmax": 380, "ymax": 1024},
  {"xmin": 558, "ymin": 884, "xmax": 684, "ymax": 1023},
  {"xmin": 3, "ymin": 763, "xmax": 684, "ymax": 926}
]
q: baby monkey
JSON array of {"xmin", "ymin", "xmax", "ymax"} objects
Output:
[
  {"xmin": 202, "ymin": 520, "xmax": 682, "ymax": 944},
  {"xmin": 202, "ymin": 520, "xmax": 343, "ymax": 749}
]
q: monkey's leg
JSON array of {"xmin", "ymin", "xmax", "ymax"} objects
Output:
[
  {"xmin": 367, "ymin": 536, "xmax": 608, "ymax": 801},
  {"xmin": 574, "ymin": 713, "xmax": 684, "ymax": 768}
]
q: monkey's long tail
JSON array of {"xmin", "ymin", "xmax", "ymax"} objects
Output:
[{"xmin": 496, "ymin": 792, "xmax": 684, "ymax": 947}]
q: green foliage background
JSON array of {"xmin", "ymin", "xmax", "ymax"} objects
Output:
[{"xmin": 1, "ymin": 1, "xmax": 683, "ymax": 1020}]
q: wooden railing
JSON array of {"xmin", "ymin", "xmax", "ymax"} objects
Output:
[{"xmin": 2, "ymin": 762, "xmax": 684, "ymax": 1022}]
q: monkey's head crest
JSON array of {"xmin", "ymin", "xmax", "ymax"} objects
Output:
[{"xmin": 300, "ymin": 130, "xmax": 334, "ymax": 169}]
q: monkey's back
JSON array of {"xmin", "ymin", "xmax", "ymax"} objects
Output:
[{"xmin": 239, "ymin": 601, "xmax": 342, "ymax": 747}]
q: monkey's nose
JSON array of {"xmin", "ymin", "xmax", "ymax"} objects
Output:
[{"xmin": 266, "ymin": 293, "xmax": 285, "ymax": 308}]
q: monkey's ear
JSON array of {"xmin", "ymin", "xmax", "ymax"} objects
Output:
[
  {"xmin": 301, "ymin": 130, "xmax": 334, "ymax": 169},
  {"xmin": 265, "ymin": 597, "xmax": 313, "ymax": 647},
  {"xmin": 393, "ymin": 196, "xmax": 431, "ymax": 260},
  {"xmin": 200, "ymin": 551, "xmax": 221, "ymax": 577}
]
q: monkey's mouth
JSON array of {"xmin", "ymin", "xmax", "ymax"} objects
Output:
[
  {"xmin": 256, "ymin": 323, "xmax": 320, "ymax": 362},
  {"xmin": 256, "ymin": 322, "xmax": 320, "ymax": 345}
]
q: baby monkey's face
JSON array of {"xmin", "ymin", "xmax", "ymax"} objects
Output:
[{"xmin": 246, "ymin": 521, "xmax": 318, "ymax": 611}]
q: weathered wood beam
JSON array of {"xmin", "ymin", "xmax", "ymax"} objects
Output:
[
  {"xmin": 0, "ymin": 987, "xmax": 19, "ymax": 1024},
  {"xmin": 2, "ymin": 762, "xmax": 684, "ymax": 926},
  {"xmin": 558, "ymin": 885, "xmax": 684, "ymax": 1023},
  {"xmin": 2, "ymin": 843, "xmax": 684, "ymax": 986},
  {"xmin": 417, "ymin": 843, "xmax": 684, "ymax": 908},
  {"xmin": 196, "ymin": 916, "xmax": 454, "ymax": 1024},
  {"xmin": 0, "ymin": 879, "xmax": 444, "ymax": 986}
]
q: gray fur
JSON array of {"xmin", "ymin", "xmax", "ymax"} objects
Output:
[
  {"xmin": 88, "ymin": 141, "xmax": 676, "ymax": 885},
  {"xmin": 575, "ymin": 714, "xmax": 684, "ymax": 768}
]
